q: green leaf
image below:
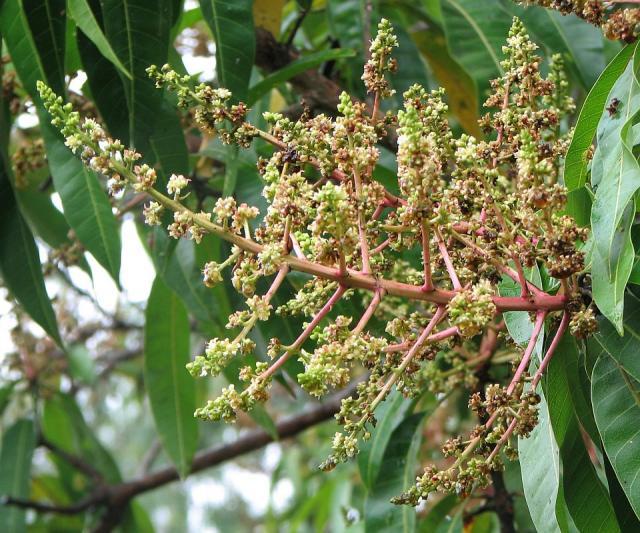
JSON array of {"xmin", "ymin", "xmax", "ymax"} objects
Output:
[
  {"xmin": 23, "ymin": 0, "xmax": 66, "ymax": 94},
  {"xmin": 604, "ymin": 454, "xmax": 640, "ymax": 531},
  {"xmin": 546, "ymin": 335, "xmax": 620, "ymax": 533},
  {"xmin": 518, "ymin": 386, "xmax": 568, "ymax": 533},
  {"xmin": 200, "ymin": 0, "xmax": 255, "ymax": 101},
  {"xmin": 589, "ymin": 291, "xmax": 640, "ymax": 382},
  {"xmin": 42, "ymin": 393, "xmax": 123, "ymax": 483},
  {"xmin": 592, "ymin": 353, "xmax": 640, "ymax": 520},
  {"xmin": 67, "ymin": 0, "xmax": 132, "ymax": 79},
  {"xmin": 0, "ymin": 157, "xmax": 62, "ymax": 346},
  {"xmin": 0, "ymin": 0, "xmax": 67, "ymax": 95},
  {"xmin": 144, "ymin": 276, "xmax": 198, "ymax": 478},
  {"xmin": 590, "ymin": 49, "xmax": 640, "ymax": 331},
  {"xmin": 364, "ymin": 411, "xmax": 429, "ymax": 533},
  {"xmin": 40, "ymin": 116, "xmax": 122, "ymax": 283},
  {"xmin": 150, "ymin": 233, "xmax": 226, "ymax": 328},
  {"xmin": 498, "ymin": 266, "xmax": 544, "ymax": 358},
  {"xmin": 405, "ymin": 9, "xmax": 482, "ymax": 136},
  {"xmin": 441, "ymin": 0, "xmax": 511, "ymax": 100},
  {"xmin": 358, "ymin": 390, "xmax": 414, "ymax": 489},
  {"xmin": 418, "ymin": 494, "xmax": 459, "ymax": 532},
  {"xmin": 81, "ymin": 0, "xmax": 176, "ymax": 155},
  {"xmin": 564, "ymin": 44, "xmax": 634, "ymax": 190},
  {"xmin": 247, "ymin": 48, "xmax": 356, "ymax": 106},
  {"xmin": 0, "ymin": 420, "xmax": 36, "ymax": 533}
]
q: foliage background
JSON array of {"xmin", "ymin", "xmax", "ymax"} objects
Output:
[{"xmin": 0, "ymin": 0, "xmax": 639, "ymax": 531}]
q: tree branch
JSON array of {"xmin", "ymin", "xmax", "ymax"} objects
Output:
[{"xmin": 3, "ymin": 385, "xmax": 355, "ymax": 519}]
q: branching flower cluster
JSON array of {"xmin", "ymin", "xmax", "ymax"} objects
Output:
[
  {"xmin": 40, "ymin": 18, "xmax": 597, "ymax": 505},
  {"xmin": 518, "ymin": 0, "xmax": 640, "ymax": 42}
]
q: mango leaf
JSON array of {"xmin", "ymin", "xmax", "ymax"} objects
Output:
[
  {"xmin": 604, "ymin": 454, "xmax": 640, "ymax": 531},
  {"xmin": 67, "ymin": 0, "xmax": 132, "ymax": 79},
  {"xmin": 0, "ymin": 0, "xmax": 122, "ymax": 283},
  {"xmin": 145, "ymin": 276, "xmax": 198, "ymax": 478},
  {"xmin": 592, "ymin": 353, "xmax": 640, "ymax": 521},
  {"xmin": 441, "ymin": 0, "xmax": 511, "ymax": 100},
  {"xmin": 0, "ymin": 419, "xmax": 36, "ymax": 533},
  {"xmin": 0, "ymin": 157, "xmax": 62, "ymax": 345},
  {"xmin": 98, "ymin": 0, "xmax": 176, "ymax": 154},
  {"xmin": 40, "ymin": 117, "xmax": 122, "ymax": 283},
  {"xmin": 590, "ymin": 50, "xmax": 640, "ymax": 331},
  {"xmin": 247, "ymin": 48, "xmax": 355, "ymax": 105},
  {"xmin": 589, "ymin": 291, "xmax": 640, "ymax": 382},
  {"xmin": 364, "ymin": 411, "xmax": 429, "ymax": 533},
  {"xmin": 0, "ymin": 1, "xmax": 47, "ymax": 94},
  {"xmin": 518, "ymin": 386, "xmax": 568, "ymax": 533},
  {"xmin": 564, "ymin": 44, "xmax": 634, "ymax": 191},
  {"xmin": 418, "ymin": 494, "xmax": 459, "ymax": 532},
  {"xmin": 546, "ymin": 335, "xmax": 620, "ymax": 533},
  {"xmin": 358, "ymin": 390, "xmax": 414, "ymax": 489},
  {"xmin": 200, "ymin": 0, "xmax": 255, "ymax": 101},
  {"xmin": 149, "ymin": 232, "xmax": 227, "ymax": 328}
]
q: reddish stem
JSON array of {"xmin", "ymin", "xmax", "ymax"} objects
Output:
[
  {"xmin": 435, "ymin": 228, "xmax": 461, "ymax": 290},
  {"xmin": 506, "ymin": 311, "xmax": 546, "ymax": 395},
  {"xmin": 421, "ymin": 221, "xmax": 434, "ymax": 291},
  {"xmin": 531, "ymin": 311, "xmax": 569, "ymax": 388},
  {"xmin": 371, "ymin": 238, "xmax": 391, "ymax": 255},
  {"xmin": 256, "ymin": 285, "xmax": 347, "ymax": 384},
  {"xmin": 352, "ymin": 289, "xmax": 384, "ymax": 335}
]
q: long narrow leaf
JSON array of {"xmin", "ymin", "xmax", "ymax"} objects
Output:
[
  {"xmin": 592, "ymin": 354, "xmax": 640, "ymax": 520},
  {"xmin": 564, "ymin": 44, "xmax": 634, "ymax": 190},
  {"xmin": 67, "ymin": 0, "xmax": 132, "ymax": 79},
  {"xmin": 145, "ymin": 276, "xmax": 198, "ymax": 478},
  {"xmin": 0, "ymin": 420, "xmax": 36, "ymax": 533}
]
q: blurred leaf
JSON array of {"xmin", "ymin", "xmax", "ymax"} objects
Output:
[
  {"xmin": 40, "ymin": 117, "xmax": 122, "ymax": 284},
  {"xmin": 145, "ymin": 275, "xmax": 198, "ymax": 478},
  {"xmin": 0, "ymin": 419, "xmax": 36, "ymax": 533},
  {"xmin": 42, "ymin": 393, "xmax": 123, "ymax": 483},
  {"xmin": 590, "ymin": 50, "xmax": 640, "ymax": 331},
  {"xmin": 0, "ymin": 157, "xmax": 62, "ymax": 345},
  {"xmin": 326, "ymin": 0, "xmax": 366, "ymax": 95},
  {"xmin": 364, "ymin": 410, "xmax": 430, "ymax": 532},
  {"xmin": 518, "ymin": 386, "xmax": 568, "ymax": 532},
  {"xmin": 418, "ymin": 494, "xmax": 459, "ymax": 532},
  {"xmin": 248, "ymin": 48, "xmax": 356, "ymax": 105},
  {"xmin": 200, "ymin": 0, "xmax": 255, "ymax": 101},
  {"xmin": 358, "ymin": 389, "xmax": 413, "ymax": 488},
  {"xmin": 546, "ymin": 335, "xmax": 620, "ymax": 532},
  {"xmin": 67, "ymin": 345, "xmax": 97, "ymax": 385},
  {"xmin": 67, "ymin": 0, "xmax": 132, "ymax": 78},
  {"xmin": 592, "ymin": 353, "xmax": 640, "ymax": 521},
  {"xmin": 408, "ymin": 17, "xmax": 482, "ymax": 136},
  {"xmin": 564, "ymin": 44, "xmax": 634, "ymax": 191},
  {"xmin": 441, "ymin": 0, "xmax": 511, "ymax": 100}
]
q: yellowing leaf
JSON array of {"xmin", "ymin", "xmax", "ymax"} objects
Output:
[{"xmin": 253, "ymin": 0, "xmax": 285, "ymax": 37}]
